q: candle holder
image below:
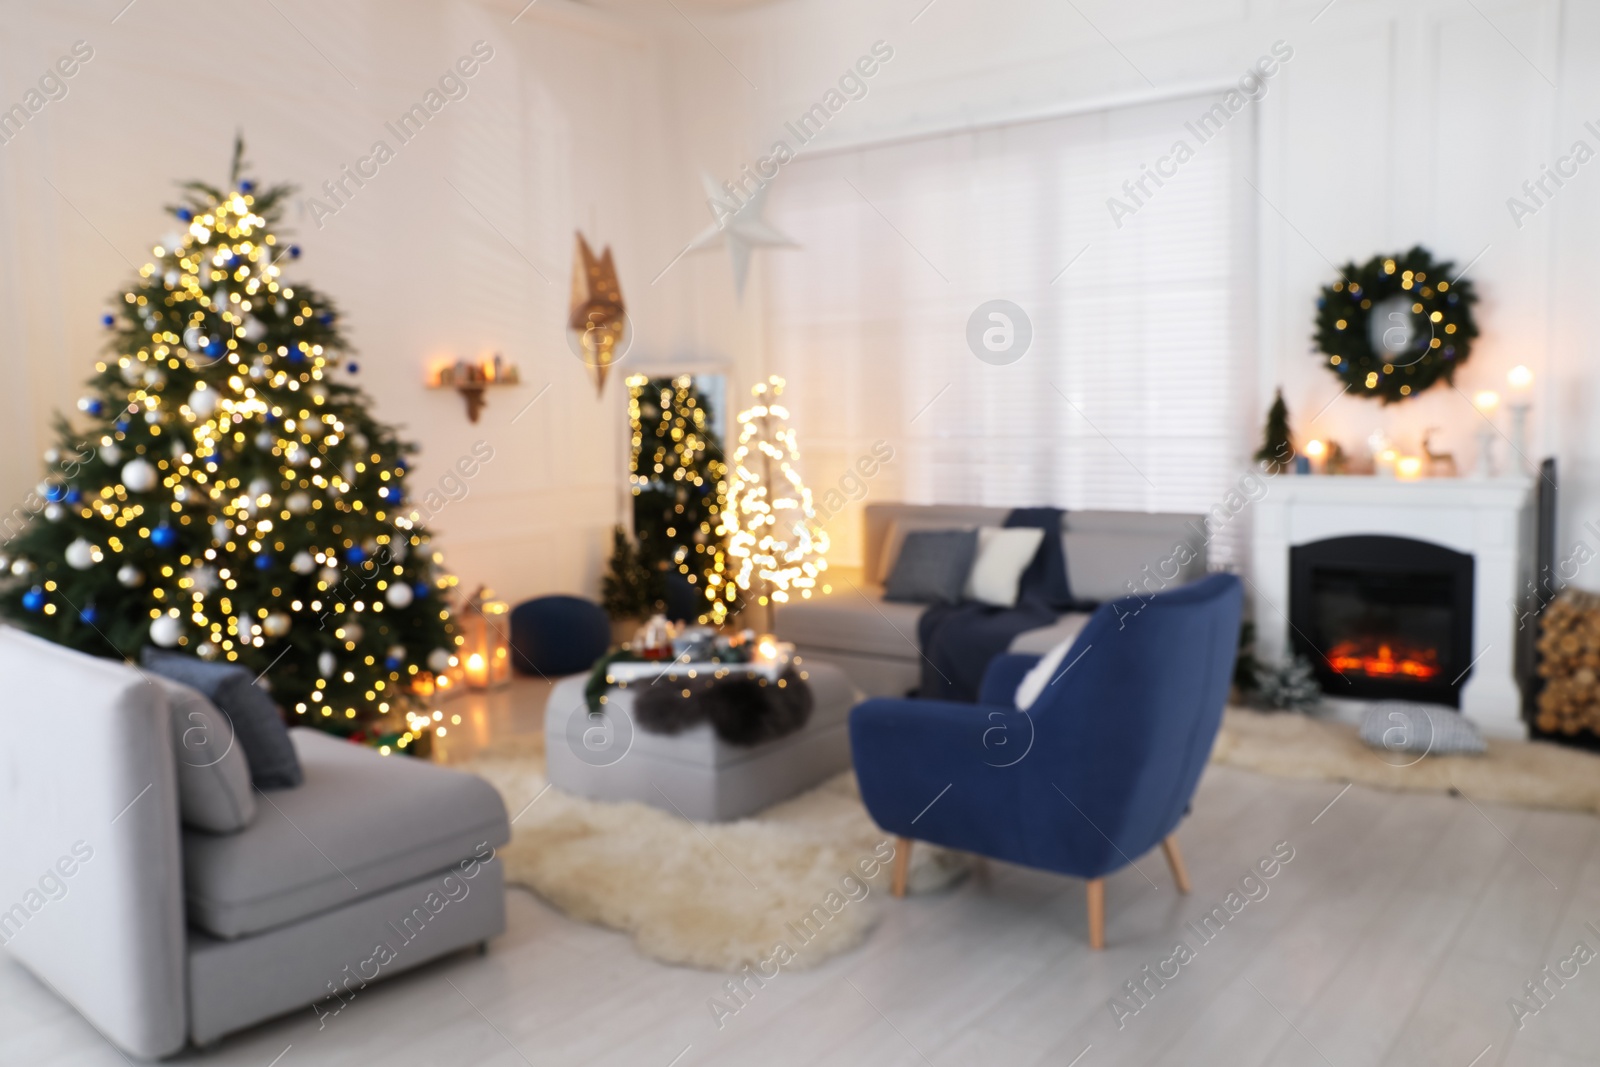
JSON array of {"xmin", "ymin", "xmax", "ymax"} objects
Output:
[
  {"xmin": 1472, "ymin": 426, "xmax": 1498, "ymax": 479},
  {"xmin": 1507, "ymin": 402, "xmax": 1531, "ymax": 474},
  {"xmin": 429, "ymin": 354, "xmax": 520, "ymax": 423},
  {"xmin": 458, "ymin": 585, "xmax": 512, "ymax": 689}
]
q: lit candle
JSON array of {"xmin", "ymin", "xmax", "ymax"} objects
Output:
[
  {"xmin": 1303, "ymin": 439, "xmax": 1326, "ymax": 473},
  {"xmin": 1473, "ymin": 390, "xmax": 1500, "ymax": 414},
  {"xmin": 1396, "ymin": 455, "xmax": 1423, "ymax": 480},
  {"xmin": 1507, "ymin": 365, "xmax": 1533, "ymax": 393},
  {"xmin": 465, "ymin": 651, "xmax": 488, "ymax": 688}
]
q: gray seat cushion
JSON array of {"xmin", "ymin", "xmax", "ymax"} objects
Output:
[
  {"xmin": 1006, "ymin": 612, "xmax": 1093, "ymax": 656},
  {"xmin": 776, "ymin": 586, "xmax": 928, "ymax": 661},
  {"xmin": 183, "ymin": 728, "xmax": 509, "ymax": 939}
]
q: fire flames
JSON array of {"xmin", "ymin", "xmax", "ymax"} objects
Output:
[{"xmin": 1326, "ymin": 639, "xmax": 1441, "ymax": 680}]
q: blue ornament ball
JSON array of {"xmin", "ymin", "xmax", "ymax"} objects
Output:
[
  {"xmin": 345, "ymin": 361, "xmax": 360, "ymax": 374},
  {"xmin": 44, "ymin": 484, "xmax": 67, "ymax": 503},
  {"xmin": 150, "ymin": 524, "xmax": 177, "ymax": 548},
  {"xmin": 204, "ymin": 341, "xmax": 223, "ymax": 357},
  {"xmin": 79, "ymin": 605, "xmax": 98, "ymax": 625},
  {"xmin": 177, "ymin": 208, "xmax": 193, "ymax": 222},
  {"xmin": 114, "ymin": 418, "xmax": 130, "ymax": 433},
  {"xmin": 287, "ymin": 349, "xmax": 305, "ymax": 364},
  {"xmin": 317, "ymin": 313, "xmax": 333, "ymax": 325},
  {"xmin": 21, "ymin": 588, "xmax": 44, "ymax": 612},
  {"xmin": 101, "ymin": 314, "xmax": 115, "ymax": 328},
  {"xmin": 240, "ymin": 180, "xmax": 255, "ymax": 193},
  {"xmin": 288, "ymin": 244, "xmax": 301, "ymax": 259},
  {"xmin": 346, "ymin": 545, "xmax": 367, "ymax": 564},
  {"xmin": 65, "ymin": 488, "xmax": 82, "ymax": 504},
  {"xmin": 254, "ymin": 553, "xmax": 273, "ymax": 571},
  {"xmin": 413, "ymin": 582, "xmax": 429, "ymax": 601},
  {"xmin": 384, "ymin": 656, "xmax": 403, "ymax": 671}
]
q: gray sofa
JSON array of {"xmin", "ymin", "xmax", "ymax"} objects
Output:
[
  {"xmin": 0, "ymin": 627, "xmax": 509, "ymax": 1058},
  {"xmin": 775, "ymin": 503, "xmax": 1209, "ymax": 697}
]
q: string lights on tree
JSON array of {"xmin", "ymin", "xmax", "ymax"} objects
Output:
[
  {"xmin": 0, "ymin": 140, "xmax": 458, "ymax": 751},
  {"xmin": 717, "ymin": 376, "xmax": 828, "ymax": 630}
]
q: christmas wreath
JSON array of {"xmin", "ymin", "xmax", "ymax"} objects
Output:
[{"xmin": 1314, "ymin": 246, "xmax": 1479, "ymax": 404}]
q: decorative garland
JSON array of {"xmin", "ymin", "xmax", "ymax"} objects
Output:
[{"xmin": 1314, "ymin": 246, "xmax": 1479, "ymax": 404}]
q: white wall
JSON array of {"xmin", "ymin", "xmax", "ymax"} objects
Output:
[
  {"xmin": 0, "ymin": 0, "xmax": 696, "ymax": 605},
  {"xmin": 643, "ymin": 0, "xmax": 1599, "ymax": 581}
]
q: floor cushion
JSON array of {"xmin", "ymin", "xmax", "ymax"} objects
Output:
[
  {"xmin": 183, "ymin": 728, "xmax": 508, "ymax": 939},
  {"xmin": 509, "ymin": 595, "xmax": 612, "ymax": 676}
]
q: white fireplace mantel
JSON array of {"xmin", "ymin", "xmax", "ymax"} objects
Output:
[{"xmin": 1250, "ymin": 474, "xmax": 1535, "ymax": 737}]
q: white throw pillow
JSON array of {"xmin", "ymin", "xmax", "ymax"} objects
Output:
[
  {"xmin": 965, "ymin": 527, "xmax": 1046, "ymax": 607},
  {"xmin": 156, "ymin": 676, "xmax": 257, "ymax": 833},
  {"xmin": 1014, "ymin": 633, "xmax": 1078, "ymax": 710}
]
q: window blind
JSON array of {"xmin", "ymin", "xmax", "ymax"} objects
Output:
[{"xmin": 762, "ymin": 90, "xmax": 1255, "ymax": 565}]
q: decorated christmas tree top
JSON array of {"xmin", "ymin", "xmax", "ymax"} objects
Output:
[{"xmin": 0, "ymin": 142, "xmax": 459, "ymax": 744}]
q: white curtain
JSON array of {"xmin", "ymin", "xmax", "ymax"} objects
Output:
[{"xmin": 763, "ymin": 90, "xmax": 1255, "ymax": 565}]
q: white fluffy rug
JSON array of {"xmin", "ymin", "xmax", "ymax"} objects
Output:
[{"xmin": 459, "ymin": 735, "xmax": 967, "ymax": 971}]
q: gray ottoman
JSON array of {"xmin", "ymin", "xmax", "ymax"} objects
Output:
[{"xmin": 544, "ymin": 660, "xmax": 860, "ymax": 821}]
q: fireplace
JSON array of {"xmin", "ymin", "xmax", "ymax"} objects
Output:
[{"xmin": 1289, "ymin": 535, "xmax": 1475, "ymax": 707}]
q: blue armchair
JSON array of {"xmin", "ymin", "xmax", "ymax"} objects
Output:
[{"xmin": 849, "ymin": 573, "xmax": 1242, "ymax": 948}]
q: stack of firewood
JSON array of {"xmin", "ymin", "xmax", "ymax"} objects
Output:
[{"xmin": 1536, "ymin": 589, "xmax": 1600, "ymax": 735}]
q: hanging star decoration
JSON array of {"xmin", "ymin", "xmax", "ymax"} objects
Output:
[
  {"xmin": 568, "ymin": 232, "xmax": 628, "ymax": 395},
  {"xmin": 686, "ymin": 174, "xmax": 798, "ymax": 299}
]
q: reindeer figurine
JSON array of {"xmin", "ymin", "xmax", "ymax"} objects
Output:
[{"xmin": 1423, "ymin": 428, "xmax": 1457, "ymax": 478}]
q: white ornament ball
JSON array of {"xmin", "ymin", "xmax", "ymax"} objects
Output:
[
  {"xmin": 143, "ymin": 409, "xmax": 164, "ymax": 425},
  {"xmin": 385, "ymin": 583, "xmax": 414, "ymax": 609},
  {"xmin": 285, "ymin": 443, "xmax": 307, "ymax": 467},
  {"xmin": 100, "ymin": 443, "xmax": 123, "ymax": 465},
  {"xmin": 11, "ymin": 559, "xmax": 35, "ymax": 578},
  {"xmin": 163, "ymin": 270, "xmax": 180, "ymax": 289},
  {"xmin": 387, "ymin": 644, "xmax": 406, "ymax": 662},
  {"xmin": 121, "ymin": 458, "xmax": 157, "ymax": 493},
  {"xmin": 342, "ymin": 622, "xmax": 363, "ymax": 644},
  {"xmin": 427, "ymin": 648, "xmax": 452, "ymax": 673},
  {"xmin": 43, "ymin": 503, "xmax": 63, "ymax": 521},
  {"xmin": 173, "ymin": 485, "xmax": 191, "ymax": 504},
  {"xmin": 143, "ymin": 367, "xmax": 166, "ymax": 389},
  {"xmin": 196, "ymin": 641, "xmax": 220, "ymax": 660},
  {"xmin": 212, "ymin": 519, "xmax": 233, "ymax": 545},
  {"xmin": 247, "ymin": 477, "xmax": 273, "ymax": 504},
  {"xmin": 290, "ymin": 551, "xmax": 315, "ymax": 575},
  {"xmin": 318, "ymin": 651, "xmax": 337, "ymax": 677},
  {"xmin": 182, "ymin": 326, "xmax": 203, "ymax": 352},
  {"xmin": 242, "ymin": 316, "xmax": 267, "ymax": 343},
  {"xmin": 43, "ymin": 448, "xmax": 61, "ymax": 465},
  {"xmin": 237, "ymin": 617, "xmax": 257, "ymax": 644},
  {"xmin": 64, "ymin": 539, "xmax": 97, "ymax": 570},
  {"xmin": 263, "ymin": 612, "xmax": 292, "ymax": 638},
  {"xmin": 150, "ymin": 615, "xmax": 182, "ymax": 648},
  {"xmin": 188, "ymin": 387, "xmax": 219, "ymax": 418},
  {"xmin": 318, "ymin": 566, "xmax": 341, "ymax": 586},
  {"xmin": 117, "ymin": 564, "xmax": 143, "ymax": 587},
  {"xmin": 255, "ymin": 429, "xmax": 275, "ymax": 450},
  {"xmin": 249, "ymin": 360, "xmax": 268, "ymax": 381},
  {"xmin": 286, "ymin": 491, "xmax": 311, "ymax": 514},
  {"xmin": 187, "ymin": 566, "xmax": 219, "ymax": 595}
]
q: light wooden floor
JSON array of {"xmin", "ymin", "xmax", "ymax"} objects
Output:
[{"xmin": 4, "ymin": 682, "xmax": 1599, "ymax": 1066}]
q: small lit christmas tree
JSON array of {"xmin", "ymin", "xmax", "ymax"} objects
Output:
[
  {"xmin": 625, "ymin": 374, "xmax": 739, "ymax": 624},
  {"xmin": 1254, "ymin": 388, "xmax": 1296, "ymax": 474},
  {"xmin": 717, "ymin": 376, "xmax": 828, "ymax": 630},
  {"xmin": 0, "ymin": 142, "xmax": 457, "ymax": 746}
]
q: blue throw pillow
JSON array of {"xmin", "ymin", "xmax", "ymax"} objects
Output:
[
  {"xmin": 141, "ymin": 648, "xmax": 304, "ymax": 790},
  {"xmin": 884, "ymin": 529, "xmax": 979, "ymax": 604}
]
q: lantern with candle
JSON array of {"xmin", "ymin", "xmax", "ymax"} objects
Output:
[
  {"xmin": 1506, "ymin": 365, "xmax": 1534, "ymax": 473},
  {"xmin": 1472, "ymin": 390, "xmax": 1500, "ymax": 479},
  {"xmin": 458, "ymin": 585, "xmax": 512, "ymax": 689}
]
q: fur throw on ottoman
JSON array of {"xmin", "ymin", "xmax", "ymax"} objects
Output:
[{"xmin": 634, "ymin": 667, "xmax": 812, "ymax": 745}]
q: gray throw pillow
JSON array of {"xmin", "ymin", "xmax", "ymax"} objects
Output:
[
  {"xmin": 141, "ymin": 648, "xmax": 304, "ymax": 789},
  {"xmin": 884, "ymin": 529, "xmax": 979, "ymax": 604},
  {"xmin": 1358, "ymin": 702, "xmax": 1486, "ymax": 756},
  {"xmin": 151, "ymin": 676, "xmax": 257, "ymax": 833}
]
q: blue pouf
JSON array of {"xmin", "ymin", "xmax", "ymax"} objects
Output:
[{"xmin": 508, "ymin": 595, "xmax": 612, "ymax": 677}]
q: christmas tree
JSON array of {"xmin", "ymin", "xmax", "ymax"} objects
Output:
[
  {"xmin": 717, "ymin": 376, "xmax": 828, "ymax": 630},
  {"xmin": 1254, "ymin": 388, "xmax": 1296, "ymax": 474},
  {"xmin": 0, "ymin": 142, "xmax": 458, "ymax": 745},
  {"xmin": 625, "ymin": 374, "xmax": 740, "ymax": 624}
]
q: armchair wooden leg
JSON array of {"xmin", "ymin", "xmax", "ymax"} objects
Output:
[
  {"xmin": 1161, "ymin": 834, "xmax": 1191, "ymax": 894},
  {"xmin": 891, "ymin": 837, "xmax": 912, "ymax": 898},
  {"xmin": 1086, "ymin": 879, "xmax": 1105, "ymax": 950}
]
